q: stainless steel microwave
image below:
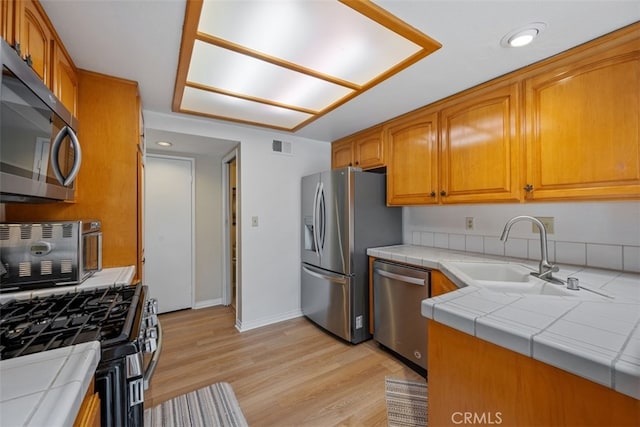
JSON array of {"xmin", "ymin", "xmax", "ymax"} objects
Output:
[
  {"xmin": 0, "ymin": 38, "xmax": 81, "ymax": 203},
  {"xmin": 0, "ymin": 220, "xmax": 102, "ymax": 293}
]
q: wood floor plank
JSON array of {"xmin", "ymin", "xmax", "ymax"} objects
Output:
[{"xmin": 145, "ymin": 306, "xmax": 425, "ymax": 426}]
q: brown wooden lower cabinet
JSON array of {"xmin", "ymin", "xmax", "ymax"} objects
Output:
[
  {"xmin": 431, "ymin": 270, "xmax": 459, "ymax": 296},
  {"xmin": 428, "ymin": 321, "xmax": 640, "ymax": 426},
  {"xmin": 73, "ymin": 378, "xmax": 100, "ymax": 427}
]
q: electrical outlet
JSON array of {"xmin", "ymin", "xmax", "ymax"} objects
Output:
[
  {"xmin": 533, "ymin": 216, "xmax": 554, "ymax": 234},
  {"xmin": 465, "ymin": 217, "xmax": 474, "ymax": 230}
]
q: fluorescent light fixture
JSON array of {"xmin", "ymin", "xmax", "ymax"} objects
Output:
[
  {"xmin": 156, "ymin": 141, "xmax": 173, "ymax": 147},
  {"xmin": 173, "ymin": 0, "xmax": 441, "ymax": 132},
  {"xmin": 501, "ymin": 23, "xmax": 546, "ymax": 48}
]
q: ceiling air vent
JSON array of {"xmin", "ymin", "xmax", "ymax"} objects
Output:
[{"xmin": 272, "ymin": 140, "xmax": 292, "ymax": 156}]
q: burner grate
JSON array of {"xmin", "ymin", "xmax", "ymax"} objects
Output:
[{"xmin": 0, "ymin": 285, "xmax": 139, "ymax": 360}]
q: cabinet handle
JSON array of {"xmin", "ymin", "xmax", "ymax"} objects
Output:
[
  {"xmin": 355, "ymin": 161, "xmax": 359, "ymax": 165},
  {"xmin": 13, "ymin": 42, "xmax": 21, "ymax": 56},
  {"xmin": 440, "ymin": 190, "xmax": 447, "ymax": 197},
  {"xmin": 24, "ymin": 54, "xmax": 32, "ymax": 68},
  {"xmin": 430, "ymin": 191, "xmax": 436, "ymax": 197},
  {"xmin": 523, "ymin": 184, "xmax": 534, "ymax": 192}
]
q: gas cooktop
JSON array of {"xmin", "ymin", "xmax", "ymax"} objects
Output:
[{"xmin": 0, "ymin": 285, "xmax": 139, "ymax": 360}]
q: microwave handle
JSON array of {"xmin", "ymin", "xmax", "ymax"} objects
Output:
[{"xmin": 51, "ymin": 126, "xmax": 82, "ymax": 187}]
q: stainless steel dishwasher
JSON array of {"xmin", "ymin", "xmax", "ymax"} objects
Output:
[{"xmin": 373, "ymin": 260, "xmax": 430, "ymax": 370}]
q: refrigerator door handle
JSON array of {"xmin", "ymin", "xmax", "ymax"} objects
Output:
[
  {"xmin": 302, "ymin": 265, "xmax": 348, "ymax": 285},
  {"xmin": 375, "ymin": 269, "xmax": 426, "ymax": 286},
  {"xmin": 312, "ymin": 181, "xmax": 321, "ymax": 259},
  {"xmin": 318, "ymin": 182, "xmax": 326, "ymax": 253}
]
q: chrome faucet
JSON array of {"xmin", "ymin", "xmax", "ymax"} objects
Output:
[{"xmin": 500, "ymin": 215, "xmax": 561, "ymax": 284}]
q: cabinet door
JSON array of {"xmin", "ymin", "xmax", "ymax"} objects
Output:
[
  {"xmin": 353, "ymin": 126, "xmax": 384, "ymax": 169},
  {"xmin": 1, "ymin": 0, "xmax": 21, "ymax": 48},
  {"xmin": 524, "ymin": 35, "xmax": 640, "ymax": 201},
  {"xmin": 21, "ymin": 0, "xmax": 51, "ymax": 84},
  {"xmin": 331, "ymin": 138, "xmax": 354, "ymax": 169},
  {"xmin": 386, "ymin": 110, "xmax": 439, "ymax": 205},
  {"xmin": 440, "ymin": 83, "xmax": 522, "ymax": 203},
  {"xmin": 431, "ymin": 270, "xmax": 458, "ymax": 296},
  {"xmin": 52, "ymin": 41, "xmax": 78, "ymax": 116}
]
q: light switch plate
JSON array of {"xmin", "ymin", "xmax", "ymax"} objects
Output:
[{"xmin": 251, "ymin": 216, "xmax": 259, "ymax": 227}]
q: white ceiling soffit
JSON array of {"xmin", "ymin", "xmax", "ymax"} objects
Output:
[{"xmin": 173, "ymin": 0, "xmax": 441, "ymax": 132}]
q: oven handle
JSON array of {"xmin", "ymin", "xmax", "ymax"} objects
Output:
[{"xmin": 143, "ymin": 318, "xmax": 163, "ymax": 390}]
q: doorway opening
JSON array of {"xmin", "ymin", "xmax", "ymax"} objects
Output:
[{"xmin": 222, "ymin": 148, "xmax": 239, "ymax": 320}]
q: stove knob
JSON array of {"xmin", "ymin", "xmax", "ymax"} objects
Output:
[
  {"xmin": 146, "ymin": 299, "xmax": 159, "ymax": 314},
  {"xmin": 144, "ymin": 337, "xmax": 157, "ymax": 353},
  {"xmin": 146, "ymin": 327, "xmax": 158, "ymax": 339},
  {"xmin": 143, "ymin": 313, "xmax": 158, "ymax": 328}
]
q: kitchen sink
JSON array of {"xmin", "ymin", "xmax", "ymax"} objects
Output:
[
  {"xmin": 445, "ymin": 261, "xmax": 531, "ymax": 283},
  {"xmin": 443, "ymin": 261, "xmax": 580, "ymax": 297}
]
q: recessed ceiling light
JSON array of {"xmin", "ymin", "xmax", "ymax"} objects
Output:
[
  {"xmin": 156, "ymin": 141, "xmax": 173, "ymax": 147},
  {"xmin": 501, "ymin": 23, "xmax": 546, "ymax": 48}
]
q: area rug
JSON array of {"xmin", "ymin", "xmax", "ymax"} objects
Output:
[
  {"xmin": 144, "ymin": 382, "xmax": 248, "ymax": 427},
  {"xmin": 385, "ymin": 377, "xmax": 428, "ymax": 427}
]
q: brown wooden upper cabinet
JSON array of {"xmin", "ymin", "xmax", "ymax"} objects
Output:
[
  {"xmin": 523, "ymin": 28, "xmax": 640, "ymax": 201},
  {"xmin": 1, "ymin": 0, "xmax": 20, "ymax": 49},
  {"xmin": 439, "ymin": 82, "xmax": 522, "ymax": 204},
  {"xmin": 386, "ymin": 109, "xmax": 439, "ymax": 205},
  {"xmin": 332, "ymin": 126, "xmax": 385, "ymax": 170},
  {"xmin": 1, "ymin": 0, "xmax": 78, "ymax": 116},
  {"xmin": 52, "ymin": 41, "xmax": 78, "ymax": 117},
  {"xmin": 375, "ymin": 23, "xmax": 638, "ymax": 206},
  {"xmin": 21, "ymin": 0, "xmax": 51, "ymax": 84},
  {"xmin": 386, "ymin": 82, "xmax": 521, "ymax": 205}
]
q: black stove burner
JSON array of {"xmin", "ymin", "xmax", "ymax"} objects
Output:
[{"xmin": 0, "ymin": 285, "xmax": 139, "ymax": 360}]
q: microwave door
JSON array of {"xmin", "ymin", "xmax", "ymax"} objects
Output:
[{"xmin": 50, "ymin": 124, "xmax": 82, "ymax": 187}]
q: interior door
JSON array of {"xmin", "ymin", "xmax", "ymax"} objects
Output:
[{"xmin": 145, "ymin": 155, "xmax": 193, "ymax": 313}]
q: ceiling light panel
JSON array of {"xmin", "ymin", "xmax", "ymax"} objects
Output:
[
  {"xmin": 181, "ymin": 86, "xmax": 314, "ymax": 129},
  {"xmin": 187, "ymin": 40, "xmax": 355, "ymax": 111},
  {"xmin": 197, "ymin": 0, "xmax": 423, "ymax": 85},
  {"xmin": 174, "ymin": 0, "xmax": 441, "ymax": 131}
]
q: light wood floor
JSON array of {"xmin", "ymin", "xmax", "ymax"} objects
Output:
[{"xmin": 145, "ymin": 306, "xmax": 425, "ymax": 426}]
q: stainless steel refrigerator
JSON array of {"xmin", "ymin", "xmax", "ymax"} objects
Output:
[{"xmin": 301, "ymin": 167, "xmax": 402, "ymax": 344}]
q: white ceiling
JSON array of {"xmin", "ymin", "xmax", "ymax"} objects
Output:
[{"xmin": 40, "ymin": 0, "xmax": 640, "ymax": 155}]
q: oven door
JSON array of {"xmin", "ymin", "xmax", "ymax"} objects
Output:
[{"xmin": 81, "ymin": 230, "xmax": 103, "ymax": 281}]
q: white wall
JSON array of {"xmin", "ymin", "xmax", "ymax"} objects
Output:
[
  {"xmin": 144, "ymin": 111, "xmax": 331, "ymax": 330},
  {"xmin": 403, "ymin": 201, "xmax": 640, "ymax": 272}
]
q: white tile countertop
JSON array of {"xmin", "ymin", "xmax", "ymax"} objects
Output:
[
  {"xmin": 0, "ymin": 265, "xmax": 136, "ymax": 303},
  {"xmin": 367, "ymin": 244, "xmax": 640, "ymax": 400},
  {"xmin": 0, "ymin": 341, "xmax": 100, "ymax": 427}
]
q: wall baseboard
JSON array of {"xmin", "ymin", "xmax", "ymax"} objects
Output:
[
  {"xmin": 194, "ymin": 298, "xmax": 223, "ymax": 309},
  {"xmin": 236, "ymin": 309, "xmax": 303, "ymax": 332}
]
